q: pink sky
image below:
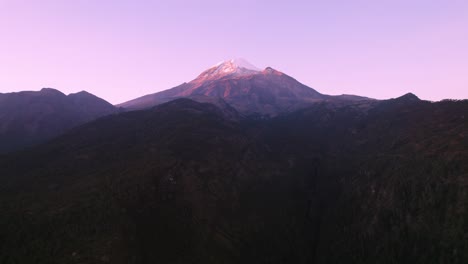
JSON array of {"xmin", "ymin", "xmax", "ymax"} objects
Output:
[{"xmin": 0, "ymin": 0, "xmax": 467, "ymax": 104}]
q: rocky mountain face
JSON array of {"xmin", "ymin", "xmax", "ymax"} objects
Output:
[
  {"xmin": 0, "ymin": 88, "xmax": 117, "ymax": 153},
  {"xmin": 118, "ymin": 59, "xmax": 370, "ymax": 116},
  {"xmin": 1, "ymin": 96, "xmax": 466, "ymax": 263}
]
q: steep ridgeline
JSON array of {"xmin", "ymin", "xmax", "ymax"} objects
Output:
[
  {"xmin": 118, "ymin": 59, "xmax": 371, "ymax": 116},
  {"xmin": 0, "ymin": 95, "xmax": 467, "ymax": 263},
  {"xmin": 0, "ymin": 88, "xmax": 117, "ymax": 153}
]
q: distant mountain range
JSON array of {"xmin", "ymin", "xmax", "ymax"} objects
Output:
[
  {"xmin": 0, "ymin": 88, "xmax": 117, "ymax": 153},
  {"xmin": 0, "ymin": 59, "xmax": 467, "ymax": 263},
  {"xmin": 0, "ymin": 59, "xmax": 372, "ymax": 153},
  {"xmin": 118, "ymin": 59, "xmax": 371, "ymax": 116}
]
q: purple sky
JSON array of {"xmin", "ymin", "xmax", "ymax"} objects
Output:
[{"xmin": 1, "ymin": 0, "xmax": 467, "ymax": 104}]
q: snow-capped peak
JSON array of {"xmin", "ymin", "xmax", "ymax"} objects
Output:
[
  {"xmin": 212, "ymin": 58, "xmax": 260, "ymax": 73},
  {"xmin": 230, "ymin": 58, "xmax": 260, "ymax": 71},
  {"xmin": 193, "ymin": 59, "xmax": 260, "ymax": 82}
]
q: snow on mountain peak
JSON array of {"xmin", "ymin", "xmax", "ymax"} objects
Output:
[
  {"xmin": 212, "ymin": 58, "xmax": 260, "ymax": 72},
  {"xmin": 230, "ymin": 58, "xmax": 260, "ymax": 71},
  {"xmin": 194, "ymin": 59, "xmax": 260, "ymax": 82}
]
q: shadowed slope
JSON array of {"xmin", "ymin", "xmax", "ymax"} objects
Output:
[
  {"xmin": 0, "ymin": 97, "xmax": 467, "ymax": 263},
  {"xmin": 0, "ymin": 88, "xmax": 117, "ymax": 153}
]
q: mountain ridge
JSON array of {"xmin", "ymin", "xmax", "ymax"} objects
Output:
[
  {"xmin": 0, "ymin": 88, "xmax": 117, "ymax": 153},
  {"xmin": 118, "ymin": 59, "xmax": 371, "ymax": 116}
]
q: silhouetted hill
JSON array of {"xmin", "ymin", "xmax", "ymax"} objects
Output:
[
  {"xmin": 0, "ymin": 88, "xmax": 117, "ymax": 153},
  {"xmin": 0, "ymin": 97, "xmax": 466, "ymax": 263}
]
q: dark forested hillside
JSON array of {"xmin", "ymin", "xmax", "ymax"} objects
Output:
[{"xmin": 0, "ymin": 97, "xmax": 467, "ymax": 263}]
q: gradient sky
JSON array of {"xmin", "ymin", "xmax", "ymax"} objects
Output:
[{"xmin": 1, "ymin": 0, "xmax": 467, "ymax": 104}]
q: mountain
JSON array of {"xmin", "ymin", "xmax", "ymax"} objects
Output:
[
  {"xmin": 118, "ymin": 59, "xmax": 370, "ymax": 116},
  {"xmin": 1, "ymin": 96, "xmax": 466, "ymax": 263},
  {"xmin": 0, "ymin": 88, "xmax": 117, "ymax": 153}
]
